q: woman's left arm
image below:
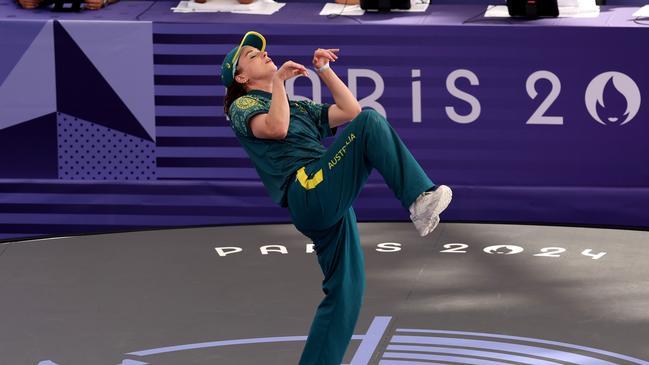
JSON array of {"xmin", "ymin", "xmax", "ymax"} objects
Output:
[{"xmin": 313, "ymin": 49, "xmax": 362, "ymax": 128}]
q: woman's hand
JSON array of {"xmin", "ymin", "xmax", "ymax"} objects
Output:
[
  {"xmin": 84, "ymin": 0, "xmax": 105, "ymax": 9},
  {"xmin": 312, "ymin": 48, "xmax": 339, "ymax": 69},
  {"xmin": 17, "ymin": 0, "xmax": 43, "ymax": 8},
  {"xmin": 274, "ymin": 61, "xmax": 309, "ymax": 81}
]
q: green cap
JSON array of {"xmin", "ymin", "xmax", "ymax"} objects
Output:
[{"xmin": 220, "ymin": 31, "xmax": 266, "ymax": 88}]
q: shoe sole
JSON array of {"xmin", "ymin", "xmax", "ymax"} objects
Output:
[{"xmin": 421, "ymin": 215, "xmax": 440, "ymax": 237}]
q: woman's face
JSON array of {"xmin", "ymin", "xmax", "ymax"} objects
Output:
[{"xmin": 235, "ymin": 45, "xmax": 277, "ymax": 86}]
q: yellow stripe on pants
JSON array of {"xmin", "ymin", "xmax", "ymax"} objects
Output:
[{"xmin": 296, "ymin": 167, "xmax": 324, "ymax": 190}]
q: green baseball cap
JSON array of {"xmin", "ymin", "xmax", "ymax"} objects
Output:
[{"xmin": 220, "ymin": 31, "xmax": 267, "ymax": 88}]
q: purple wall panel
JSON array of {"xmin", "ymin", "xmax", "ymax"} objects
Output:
[
  {"xmin": 151, "ymin": 23, "xmax": 648, "ymax": 227},
  {"xmin": 0, "ymin": 10, "xmax": 647, "ymax": 241},
  {"xmin": 57, "ymin": 113, "xmax": 156, "ymax": 181}
]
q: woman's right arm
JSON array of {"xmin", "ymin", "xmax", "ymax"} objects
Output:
[{"xmin": 249, "ymin": 61, "xmax": 308, "ymax": 140}]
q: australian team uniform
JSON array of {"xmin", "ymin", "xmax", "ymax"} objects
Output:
[{"xmin": 228, "ymin": 89, "xmax": 435, "ymax": 365}]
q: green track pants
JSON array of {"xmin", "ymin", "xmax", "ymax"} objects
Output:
[{"xmin": 287, "ymin": 109, "xmax": 435, "ymax": 365}]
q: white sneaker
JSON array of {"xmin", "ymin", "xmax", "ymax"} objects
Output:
[{"xmin": 409, "ymin": 185, "xmax": 453, "ymax": 237}]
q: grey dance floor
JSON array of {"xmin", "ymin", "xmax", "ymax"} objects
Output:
[{"xmin": 1, "ymin": 222, "xmax": 648, "ymax": 365}]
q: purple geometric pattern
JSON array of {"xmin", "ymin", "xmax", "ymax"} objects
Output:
[
  {"xmin": 0, "ymin": 21, "xmax": 46, "ymax": 86},
  {"xmin": 0, "ymin": 21, "xmax": 56, "ymax": 131},
  {"xmin": 54, "ymin": 21, "xmax": 152, "ymax": 142},
  {"xmin": 60, "ymin": 20, "xmax": 155, "ymax": 141},
  {"xmin": 57, "ymin": 113, "xmax": 156, "ymax": 181}
]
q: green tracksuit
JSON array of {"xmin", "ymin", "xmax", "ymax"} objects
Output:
[{"xmin": 229, "ymin": 90, "xmax": 434, "ymax": 365}]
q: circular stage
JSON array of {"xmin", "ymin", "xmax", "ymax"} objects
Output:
[{"xmin": 1, "ymin": 222, "xmax": 648, "ymax": 364}]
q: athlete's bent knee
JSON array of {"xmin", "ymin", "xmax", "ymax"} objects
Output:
[
  {"xmin": 356, "ymin": 108, "xmax": 380, "ymax": 120},
  {"xmin": 353, "ymin": 109, "xmax": 387, "ymax": 129}
]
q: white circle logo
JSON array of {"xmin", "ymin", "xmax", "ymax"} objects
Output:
[
  {"xmin": 585, "ymin": 71, "xmax": 641, "ymax": 126},
  {"xmin": 483, "ymin": 245, "xmax": 524, "ymax": 255}
]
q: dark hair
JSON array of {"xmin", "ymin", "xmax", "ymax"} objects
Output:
[{"xmin": 224, "ymin": 69, "xmax": 247, "ymax": 117}]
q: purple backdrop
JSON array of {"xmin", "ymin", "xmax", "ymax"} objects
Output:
[{"xmin": 0, "ymin": 4, "xmax": 647, "ymax": 241}]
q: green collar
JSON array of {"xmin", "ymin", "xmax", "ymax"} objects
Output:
[{"xmin": 248, "ymin": 89, "xmax": 295, "ymax": 103}]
